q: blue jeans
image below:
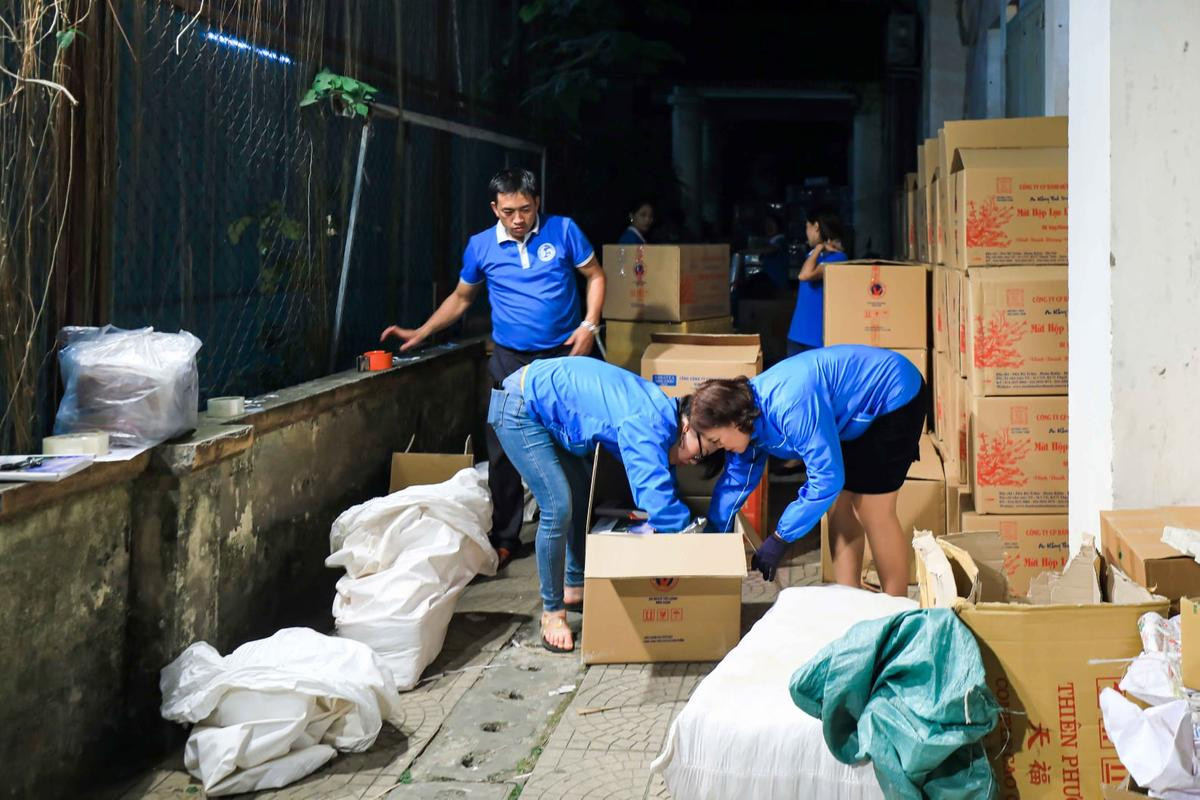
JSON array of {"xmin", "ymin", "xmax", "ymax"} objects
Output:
[{"xmin": 487, "ymin": 378, "xmax": 589, "ymax": 612}]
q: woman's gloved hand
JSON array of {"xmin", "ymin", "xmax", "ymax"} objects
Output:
[
  {"xmin": 751, "ymin": 533, "xmax": 789, "ymax": 581},
  {"xmin": 628, "ymin": 521, "xmax": 656, "ymax": 534}
]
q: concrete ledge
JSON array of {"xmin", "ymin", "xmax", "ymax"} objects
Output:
[{"xmin": 0, "ymin": 452, "xmax": 151, "ymax": 521}]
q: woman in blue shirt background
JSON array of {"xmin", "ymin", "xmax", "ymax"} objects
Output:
[
  {"xmin": 688, "ymin": 345, "xmax": 927, "ymax": 597},
  {"xmin": 787, "ymin": 209, "xmax": 848, "ymax": 356},
  {"xmin": 488, "ymin": 356, "xmax": 717, "ymax": 652},
  {"xmin": 616, "ymin": 199, "xmax": 654, "ymax": 244}
]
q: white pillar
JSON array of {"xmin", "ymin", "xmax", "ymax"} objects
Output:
[
  {"xmin": 1044, "ymin": 0, "xmax": 1069, "ymax": 115},
  {"xmin": 1069, "ymin": 0, "xmax": 1200, "ymax": 548}
]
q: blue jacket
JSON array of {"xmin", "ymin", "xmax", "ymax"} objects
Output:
[
  {"xmin": 708, "ymin": 345, "xmax": 923, "ymax": 541},
  {"xmin": 521, "ymin": 357, "xmax": 691, "ymax": 532}
]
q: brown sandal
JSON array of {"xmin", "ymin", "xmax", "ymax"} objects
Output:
[{"xmin": 540, "ymin": 612, "xmax": 574, "ymax": 653}]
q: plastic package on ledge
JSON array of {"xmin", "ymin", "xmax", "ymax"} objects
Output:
[{"xmin": 53, "ymin": 325, "xmax": 202, "ymax": 448}]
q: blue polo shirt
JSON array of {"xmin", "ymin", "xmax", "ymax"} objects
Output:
[
  {"xmin": 461, "ymin": 215, "xmax": 595, "ymax": 352},
  {"xmin": 787, "ymin": 249, "xmax": 849, "ymax": 347}
]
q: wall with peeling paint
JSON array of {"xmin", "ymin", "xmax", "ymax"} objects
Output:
[{"xmin": 0, "ymin": 341, "xmax": 487, "ymax": 795}]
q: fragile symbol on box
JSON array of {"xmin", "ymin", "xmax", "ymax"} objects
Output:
[{"xmin": 1100, "ymin": 756, "xmax": 1128, "ymax": 784}]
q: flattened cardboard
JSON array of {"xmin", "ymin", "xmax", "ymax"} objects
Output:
[
  {"xmin": 970, "ymin": 395, "xmax": 1068, "ymax": 514},
  {"xmin": 823, "ymin": 260, "xmax": 928, "ymax": 349},
  {"xmin": 1099, "ymin": 507, "xmax": 1200, "ymax": 602},
  {"xmin": 821, "ymin": 433, "xmax": 945, "ymax": 584},
  {"xmin": 389, "ymin": 436, "xmax": 474, "ymax": 494},
  {"xmin": 604, "ymin": 316, "xmax": 734, "ymax": 372},
  {"xmin": 965, "ymin": 265, "xmax": 1068, "ymax": 395},
  {"xmin": 916, "ymin": 529, "xmax": 1168, "ymax": 800},
  {"xmin": 1182, "ymin": 597, "xmax": 1200, "ymax": 690},
  {"xmin": 602, "ymin": 244, "xmax": 731, "ymax": 322},
  {"xmin": 581, "ymin": 450, "xmax": 750, "ymax": 665},
  {"xmin": 960, "ymin": 512, "xmax": 1069, "ymax": 599},
  {"xmin": 641, "ymin": 333, "xmax": 762, "ymax": 397},
  {"xmin": 951, "ymin": 148, "xmax": 1068, "ymax": 267}
]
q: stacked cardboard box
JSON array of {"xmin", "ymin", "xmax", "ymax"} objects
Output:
[
  {"xmin": 928, "ymin": 116, "xmax": 1070, "ymax": 598},
  {"xmin": 601, "ymin": 244, "xmax": 732, "ymax": 370}
]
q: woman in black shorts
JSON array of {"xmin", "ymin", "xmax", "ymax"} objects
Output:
[{"xmin": 685, "ymin": 345, "xmax": 927, "ymax": 597}]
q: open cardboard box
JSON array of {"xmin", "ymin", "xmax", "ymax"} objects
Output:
[
  {"xmin": 914, "ymin": 530, "xmax": 1168, "ymax": 799},
  {"xmin": 1099, "ymin": 507, "xmax": 1200, "ymax": 604},
  {"xmin": 581, "ymin": 447, "xmax": 756, "ymax": 665},
  {"xmin": 389, "ymin": 435, "xmax": 474, "ymax": 493}
]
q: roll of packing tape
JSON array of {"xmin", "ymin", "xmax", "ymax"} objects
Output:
[
  {"xmin": 208, "ymin": 396, "xmax": 246, "ymax": 417},
  {"xmin": 43, "ymin": 431, "xmax": 109, "ymax": 456}
]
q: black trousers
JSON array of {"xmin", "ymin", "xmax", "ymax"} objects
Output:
[{"xmin": 485, "ymin": 342, "xmax": 573, "ymax": 550}]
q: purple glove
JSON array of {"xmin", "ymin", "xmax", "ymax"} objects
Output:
[
  {"xmin": 751, "ymin": 533, "xmax": 788, "ymax": 581},
  {"xmin": 628, "ymin": 521, "xmax": 656, "ymax": 534}
]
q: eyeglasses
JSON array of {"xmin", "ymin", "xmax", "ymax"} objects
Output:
[{"xmin": 693, "ymin": 429, "xmax": 707, "ymax": 462}]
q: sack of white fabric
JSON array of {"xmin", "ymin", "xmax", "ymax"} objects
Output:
[
  {"xmin": 651, "ymin": 586, "xmax": 917, "ymax": 800},
  {"xmin": 326, "ymin": 466, "xmax": 498, "ymax": 690},
  {"xmin": 160, "ymin": 627, "xmax": 404, "ymax": 796}
]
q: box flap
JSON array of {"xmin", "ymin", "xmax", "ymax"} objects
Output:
[
  {"xmin": 1028, "ymin": 536, "xmax": 1102, "ymax": 605},
  {"xmin": 907, "ymin": 434, "xmax": 945, "ymax": 482},
  {"xmin": 584, "ymin": 532, "xmax": 748, "ymax": 579},
  {"xmin": 951, "ymin": 146, "xmax": 1067, "ymax": 173},
  {"xmin": 1101, "ymin": 508, "xmax": 1200, "ymax": 563},
  {"xmin": 941, "ymin": 531, "xmax": 1010, "ymax": 601}
]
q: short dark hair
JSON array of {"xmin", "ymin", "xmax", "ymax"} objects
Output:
[
  {"xmin": 489, "ymin": 168, "xmax": 539, "ymax": 200},
  {"xmin": 807, "ymin": 207, "xmax": 844, "ymax": 244},
  {"xmin": 630, "ymin": 198, "xmax": 654, "ymax": 214},
  {"xmin": 687, "ymin": 377, "xmax": 760, "ymax": 435},
  {"xmin": 677, "ymin": 395, "xmax": 727, "ymax": 478}
]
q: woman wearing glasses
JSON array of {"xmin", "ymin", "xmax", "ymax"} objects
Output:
[
  {"xmin": 688, "ymin": 345, "xmax": 927, "ymax": 598},
  {"xmin": 488, "ymin": 356, "xmax": 720, "ymax": 653}
]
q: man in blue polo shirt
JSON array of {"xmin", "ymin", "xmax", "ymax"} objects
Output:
[{"xmin": 381, "ymin": 168, "xmax": 606, "ymax": 569}]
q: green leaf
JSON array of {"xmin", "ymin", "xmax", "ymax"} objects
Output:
[
  {"xmin": 227, "ymin": 217, "xmax": 253, "ymax": 245},
  {"xmin": 518, "ymin": 0, "xmax": 547, "ymax": 24},
  {"xmin": 56, "ymin": 28, "xmax": 77, "ymax": 50},
  {"xmin": 353, "ymin": 102, "xmax": 368, "ymax": 117},
  {"xmin": 359, "ymin": 81, "xmax": 379, "ymax": 96},
  {"xmin": 299, "ymin": 88, "xmax": 319, "ymax": 106}
]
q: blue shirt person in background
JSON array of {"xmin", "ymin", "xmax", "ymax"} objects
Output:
[
  {"xmin": 616, "ymin": 198, "xmax": 654, "ymax": 244},
  {"xmin": 686, "ymin": 346, "xmax": 927, "ymax": 597},
  {"xmin": 382, "ymin": 168, "xmax": 607, "ymax": 568},
  {"xmin": 488, "ymin": 357, "xmax": 714, "ymax": 652},
  {"xmin": 787, "ymin": 209, "xmax": 848, "ymax": 355}
]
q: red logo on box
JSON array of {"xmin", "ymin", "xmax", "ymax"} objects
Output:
[
  {"xmin": 999, "ymin": 521, "xmax": 1018, "ymax": 546},
  {"xmin": 1011, "ymin": 406, "xmax": 1029, "ymax": 425},
  {"xmin": 997, "ymin": 177, "xmax": 1013, "ymax": 194},
  {"xmin": 1100, "ymin": 756, "xmax": 1128, "ymax": 784},
  {"xmin": 1006, "ymin": 288, "xmax": 1024, "ymax": 307},
  {"xmin": 651, "ymin": 577, "xmax": 679, "ymax": 592}
]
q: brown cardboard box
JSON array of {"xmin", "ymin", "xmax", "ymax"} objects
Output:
[
  {"xmin": 951, "ymin": 148, "xmax": 1068, "ymax": 267},
  {"xmin": 605, "ymin": 316, "xmax": 734, "ymax": 372},
  {"xmin": 821, "ymin": 433, "xmax": 946, "ymax": 584},
  {"xmin": 1181, "ymin": 597, "xmax": 1200, "ymax": 690},
  {"xmin": 970, "ymin": 395, "xmax": 1068, "ymax": 514},
  {"xmin": 893, "ymin": 348, "xmax": 929, "ymax": 432},
  {"xmin": 935, "ymin": 130, "xmax": 948, "ymax": 265},
  {"xmin": 1098, "ymin": 507, "xmax": 1200, "ymax": 602},
  {"xmin": 916, "ymin": 145, "xmax": 929, "ymax": 263},
  {"xmin": 965, "ymin": 266, "xmax": 1068, "ymax": 395},
  {"xmin": 946, "ymin": 479, "xmax": 971, "ymax": 533},
  {"xmin": 933, "ymin": 352, "xmax": 968, "ymax": 485},
  {"xmin": 581, "ymin": 452, "xmax": 750, "ymax": 665},
  {"xmin": 932, "ymin": 264, "xmax": 949, "ymax": 355},
  {"xmin": 954, "ymin": 267, "xmax": 969, "ymax": 378},
  {"xmin": 640, "ymin": 333, "xmax": 762, "ymax": 397},
  {"xmin": 602, "ymin": 244, "xmax": 731, "ymax": 322},
  {"xmin": 389, "ymin": 437, "xmax": 474, "ymax": 493},
  {"xmin": 823, "ymin": 260, "xmax": 928, "ymax": 349},
  {"xmin": 961, "ymin": 511, "xmax": 1069, "ymax": 598},
  {"xmin": 904, "ymin": 172, "xmax": 919, "ymax": 260},
  {"xmin": 939, "ymin": 116, "xmax": 1068, "ymax": 268},
  {"xmin": 915, "ymin": 531, "xmax": 1167, "ymax": 799},
  {"xmin": 923, "ymin": 137, "xmax": 939, "ymax": 262}
]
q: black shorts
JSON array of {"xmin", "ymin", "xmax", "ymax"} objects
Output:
[{"xmin": 840, "ymin": 381, "xmax": 928, "ymax": 495}]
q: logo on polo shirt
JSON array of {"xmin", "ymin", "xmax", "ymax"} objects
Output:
[{"xmin": 537, "ymin": 243, "xmax": 557, "ymax": 262}]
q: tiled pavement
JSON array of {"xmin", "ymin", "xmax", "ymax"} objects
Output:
[{"xmin": 95, "ymin": 541, "xmax": 822, "ymax": 800}]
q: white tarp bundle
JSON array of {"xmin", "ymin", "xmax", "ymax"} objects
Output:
[
  {"xmin": 651, "ymin": 585, "xmax": 918, "ymax": 800},
  {"xmin": 326, "ymin": 467, "xmax": 497, "ymax": 690},
  {"xmin": 160, "ymin": 627, "xmax": 405, "ymax": 795}
]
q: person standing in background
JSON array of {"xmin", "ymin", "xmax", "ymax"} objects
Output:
[
  {"xmin": 786, "ymin": 209, "xmax": 848, "ymax": 356},
  {"xmin": 617, "ymin": 199, "xmax": 655, "ymax": 244},
  {"xmin": 381, "ymin": 168, "xmax": 606, "ymax": 568}
]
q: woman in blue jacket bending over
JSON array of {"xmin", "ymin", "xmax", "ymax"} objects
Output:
[
  {"xmin": 488, "ymin": 357, "xmax": 715, "ymax": 652},
  {"xmin": 690, "ymin": 345, "xmax": 926, "ymax": 597}
]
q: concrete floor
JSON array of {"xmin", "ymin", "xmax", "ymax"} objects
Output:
[{"xmin": 95, "ymin": 494, "xmax": 822, "ymax": 800}]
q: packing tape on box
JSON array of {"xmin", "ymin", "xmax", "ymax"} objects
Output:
[
  {"xmin": 42, "ymin": 431, "xmax": 109, "ymax": 456},
  {"xmin": 207, "ymin": 396, "xmax": 246, "ymax": 417}
]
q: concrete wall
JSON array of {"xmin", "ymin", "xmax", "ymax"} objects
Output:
[
  {"xmin": 851, "ymin": 86, "xmax": 889, "ymax": 256},
  {"xmin": 0, "ymin": 341, "xmax": 487, "ymax": 795},
  {"xmin": 1070, "ymin": 0, "xmax": 1200, "ymax": 543},
  {"xmin": 921, "ymin": 0, "xmax": 969, "ymax": 137}
]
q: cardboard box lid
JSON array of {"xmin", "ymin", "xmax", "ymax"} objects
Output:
[
  {"xmin": 584, "ymin": 533, "xmax": 747, "ymax": 579},
  {"xmin": 1101, "ymin": 507, "xmax": 1200, "ymax": 563},
  {"xmin": 644, "ymin": 333, "xmax": 762, "ymax": 364},
  {"xmin": 951, "ymin": 146, "xmax": 1067, "ymax": 173},
  {"xmin": 908, "ymin": 434, "xmax": 945, "ymax": 482}
]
